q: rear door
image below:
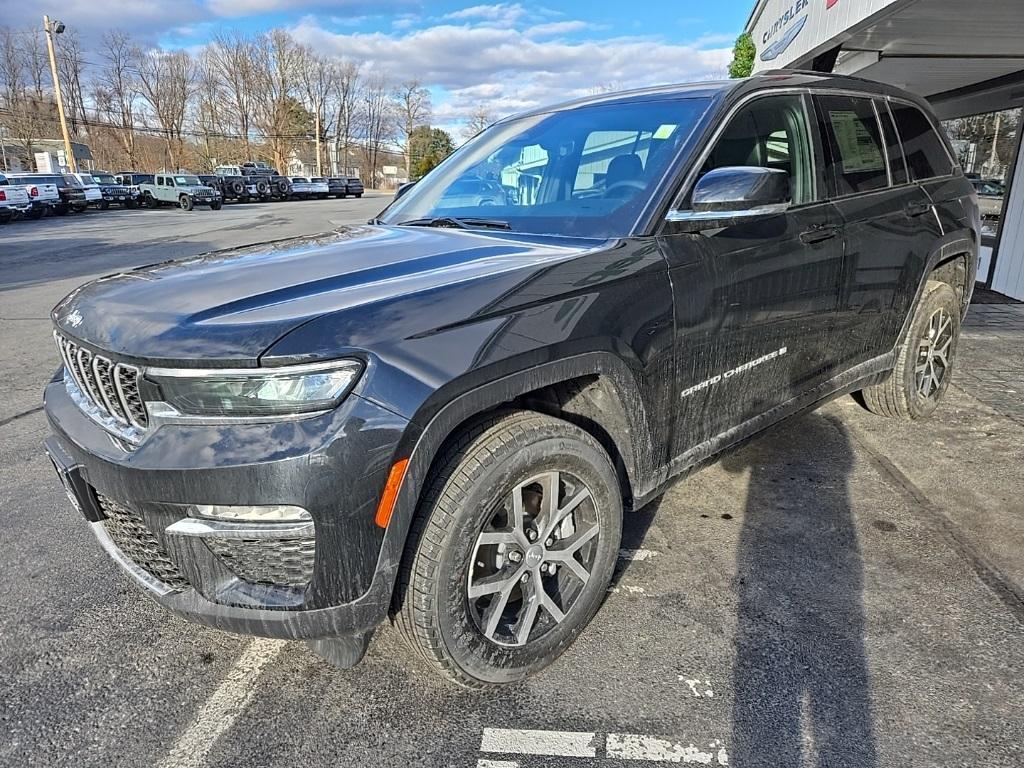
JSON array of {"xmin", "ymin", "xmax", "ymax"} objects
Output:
[
  {"xmin": 659, "ymin": 92, "xmax": 845, "ymax": 458},
  {"xmin": 813, "ymin": 93, "xmax": 941, "ymax": 366}
]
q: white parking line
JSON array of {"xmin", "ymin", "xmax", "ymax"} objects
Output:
[
  {"xmin": 477, "ymin": 760, "xmax": 520, "ymax": 768},
  {"xmin": 157, "ymin": 638, "xmax": 286, "ymax": 768},
  {"xmin": 480, "ymin": 728, "xmax": 598, "ymax": 758},
  {"xmin": 618, "ymin": 548, "xmax": 660, "ymax": 561},
  {"xmin": 606, "ymin": 734, "xmax": 728, "ymax": 764}
]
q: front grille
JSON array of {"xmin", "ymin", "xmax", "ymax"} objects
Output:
[
  {"xmin": 55, "ymin": 332, "xmax": 148, "ymax": 429},
  {"xmin": 205, "ymin": 537, "xmax": 315, "ymax": 587},
  {"xmin": 97, "ymin": 494, "xmax": 188, "ymax": 589}
]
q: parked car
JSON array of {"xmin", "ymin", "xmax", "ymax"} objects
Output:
[
  {"xmin": 289, "ymin": 176, "xmax": 314, "ymax": 200},
  {"xmin": 344, "ymin": 176, "xmax": 364, "ymax": 197},
  {"xmin": 115, "ymin": 172, "xmax": 154, "ymax": 202},
  {"xmin": 138, "ymin": 172, "xmax": 222, "ymax": 211},
  {"xmin": 89, "ymin": 171, "xmax": 136, "ymax": 209},
  {"xmin": 308, "ymin": 177, "xmax": 331, "ymax": 199},
  {"xmin": 326, "ymin": 177, "xmax": 349, "ymax": 198},
  {"xmin": 971, "ymin": 178, "xmax": 1004, "ymax": 219},
  {"xmin": 0, "ymin": 172, "xmax": 32, "ymax": 223},
  {"xmin": 69, "ymin": 173, "xmax": 104, "ymax": 207},
  {"xmin": 43, "ymin": 72, "xmax": 978, "ymax": 687},
  {"xmin": 9, "ymin": 173, "xmax": 87, "ymax": 214}
]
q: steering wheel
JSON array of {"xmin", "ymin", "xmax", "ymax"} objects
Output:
[{"xmin": 604, "ymin": 179, "xmax": 646, "ymax": 198}]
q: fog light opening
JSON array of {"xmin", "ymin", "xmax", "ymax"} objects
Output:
[{"xmin": 191, "ymin": 504, "xmax": 311, "ymax": 523}]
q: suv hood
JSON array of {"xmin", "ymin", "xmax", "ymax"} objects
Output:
[{"xmin": 52, "ymin": 226, "xmax": 601, "ymax": 366}]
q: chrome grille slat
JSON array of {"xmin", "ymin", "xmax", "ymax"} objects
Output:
[
  {"xmin": 92, "ymin": 355, "xmax": 129, "ymax": 425},
  {"xmin": 55, "ymin": 331, "xmax": 149, "ymax": 432}
]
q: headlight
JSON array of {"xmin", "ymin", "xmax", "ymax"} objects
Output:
[{"xmin": 146, "ymin": 359, "xmax": 363, "ymax": 417}]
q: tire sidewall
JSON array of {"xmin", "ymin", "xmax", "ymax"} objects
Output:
[
  {"xmin": 901, "ymin": 283, "xmax": 961, "ymax": 419},
  {"xmin": 431, "ymin": 430, "xmax": 621, "ymax": 685}
]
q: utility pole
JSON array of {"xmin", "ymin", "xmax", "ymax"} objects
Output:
[{"xmin": 43, "ymin": 15, "xmax": 77, "ymax": 173}]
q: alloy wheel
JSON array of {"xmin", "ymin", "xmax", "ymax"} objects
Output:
[
  {"xmin": 916, "ymin": 307, "xmax": 954, "ymax": 398},
  {"xmin": 466, "ymin": 470, "xmax": 599, "ymax": 647}
]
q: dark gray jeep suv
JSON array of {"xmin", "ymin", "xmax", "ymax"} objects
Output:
[{"xmin": 43, "ymin": 72, "xmax": 978, "ymax": 686}]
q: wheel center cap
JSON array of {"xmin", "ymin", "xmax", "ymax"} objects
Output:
[{"xmin": 525, "ymin": 544, "xmax": 545, "ymax": 568}]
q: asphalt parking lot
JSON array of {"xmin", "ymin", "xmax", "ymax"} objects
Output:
[{"xmin": 2, "ymin": 199, "xmax": 1023, "ymax": 767}]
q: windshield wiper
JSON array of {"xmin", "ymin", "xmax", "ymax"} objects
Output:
[{"xmin": 397, "ymin": 216, "xmax": 511, "ymax": 230}]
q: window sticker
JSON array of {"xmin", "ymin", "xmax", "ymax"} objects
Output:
[
  {"xmin": 653, "ymin": 124, "xmax": 677, "ymax": 140},
  {"xmin": 828, "ymin": 110, "xmax": 884, "ymax": 174}
]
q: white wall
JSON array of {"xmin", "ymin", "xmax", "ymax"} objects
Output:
[
  {"xmin": 991, "ymin": 149, "xmax": 1024, "ymax": 300},
  {"xmin": 748, "ymin": 0, "xmax": 903, "ymax": 73}
]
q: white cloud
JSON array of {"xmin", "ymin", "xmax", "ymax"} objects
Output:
[
  {"xmin": 525, "ymin": 20, "xmax": 592, "ymax": 37},
  {"xmin": 288, "ymin": 19, "xmax": 731, "ymax": 130},
  {"xmin": 443, "ymin": 3, "xmax": 526, "ymax": 23}
]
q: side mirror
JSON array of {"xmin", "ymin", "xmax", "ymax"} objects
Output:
[
  {"xmin": 395, "ymin": 180, "xmax": 417, "ymax": 199},
  {"xmin": 668, "ymin": 166, "xmax": 791, "ymax": 231}
]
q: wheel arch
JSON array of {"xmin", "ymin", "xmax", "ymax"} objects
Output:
[{"xmin": 373, "ymin": 353, "xmax": 655, "ymax": 604}]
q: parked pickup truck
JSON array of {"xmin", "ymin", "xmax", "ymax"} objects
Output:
[
  {"xmin": 202, "ymin": 174, "xmax": 257, "ymax": 203},
  {"xmin": 215, "ymin": 165, "xmax": 292, "ymax": 201},
  {"xmin": 7, "ymin": 173, "xmax": 85, "ymax": 215},
  {"xmin": 139, "ymin": 173, "xmax": 222, "ymax": 211},
  {"xmin": 89, "ymin": 171, "xmax": 136, "ymax": 209},
  {"xmin": 0, "ymin": 173, "xmax": 32, "ymax": 223}
]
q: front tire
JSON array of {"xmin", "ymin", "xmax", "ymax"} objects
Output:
[
  {"xmin": 179, "ymin": 194, "xmax": 194, "ymax": 211},
  {"xmin": 395, "ymin": 410, "xmax": 622, "ymax": 687},
  {"xmin": 858, "ymin": 280, "xmax": 961, "ymax": 420},
  {"xmin": 210, "ymin": 200, "xmax": 222, "ymax": 210}
]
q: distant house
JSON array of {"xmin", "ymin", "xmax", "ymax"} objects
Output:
[{"xmin": 0, "ymin": 139, "xmax": 93, "ymax": 172}]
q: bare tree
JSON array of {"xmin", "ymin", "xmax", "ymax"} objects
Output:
[
  {"xmin": 249, "ymin": 29, "xmax": 304, "ymax": 171},
  {"xmin": 329, "ymin": 59, "xmax": 360, "ymax": 176},
  {"xmin": 208, "ymin": 32, "xmax": 256, "ymax": 159},
  {"xmin": 463, "ymin": 104, "xmax": 493, "ymax": 140},
  {"xmin": 95, "ymin": 31, "xmax": 140, "ymax": 169},
  {"xmin": 392, "ymin": 79, "xmax": 430, "ymax": 176},
  {"xmin": 360, "ymin": 71, "xmax": 394, "ymax": 187},
  {"xmin": 56, "ymin": 29, "xmax": 88, "ymax": 133},
  {"xmin": 298, "ymin": 45, "xmax": 333, "ymax": 176},
  {"xmin": 136, "ymin": 47, "xmax": 196, "ymax": 169},
  {"xmin": 193, "ymin": 47, "xmax": 228, "ymax": 169},
  {"xmin": 0, "ymin": 27, "xmax": 56, "ymax": 167}
]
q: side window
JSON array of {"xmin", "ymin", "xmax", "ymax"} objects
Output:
[
  {"xmin": 890, "ymin": 102, "xmax": 953, "ymax": 181},
  {"xmin": 696, "ymin": 94, "xmax": 817, "ymax": 205},
  {"xmin": 156, "ymin": 176, "xmax": 164, "ymax": 187},
  {"xmin": 815, "ymin": 95, "xmax": 889, "ymax": 196},
  {"xmin": 877, "ymin": 101, "xmax": 908, "ymax": 186}
]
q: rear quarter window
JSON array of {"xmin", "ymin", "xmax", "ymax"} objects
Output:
[{"xmin": 890, "ymin": 102, "xmax": 954, "ymax": 181}]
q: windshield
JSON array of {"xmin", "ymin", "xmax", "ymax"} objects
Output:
[
  {"xmin": 92, "ymin": 173, "xmax": 117, "ymax": 184},
  {"xmin": 175, "ymin": 175, "xmax": 201, "ymax": 185},
  {"xmin": 79, "ymin": 174, "xmax": 95, "ymax": 185},
  {"xmin": 380, "ymin": 97, "xmax": 710, "ymax": 237}
]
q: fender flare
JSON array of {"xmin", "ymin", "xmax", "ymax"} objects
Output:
[
  {"xmin": 366, "ymin": 351, "xmax": 656, "ymax": 606},
  {"xmin": 897, "ymin": 230, "xmax": 977, "ymax": 343}
]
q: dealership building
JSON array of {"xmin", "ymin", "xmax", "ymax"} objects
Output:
[{"xmin": 745, "ymin": 0, "xmax": 1024, "ymax": 300}]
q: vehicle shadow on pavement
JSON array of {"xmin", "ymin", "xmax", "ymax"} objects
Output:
[{"xmin": 722, "ymin": 413, "xmax": 878, "ymax": 767}]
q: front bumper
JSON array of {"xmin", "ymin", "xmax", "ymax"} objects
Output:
[{"xmin": 43, "ymin": 374, "xmax": 409, "ymax": 642}]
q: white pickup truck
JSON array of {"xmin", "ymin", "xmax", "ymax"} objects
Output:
[
  {"xmin": 3, "ymin": 173, "xmax": 62, "ymax": 218},
  {"xmin": 0, "ymin": 173, "xmax": 32, "ymax": 223},
  {"xmin": 69, "ymin": 173, "xmax": 104, "ymax": 207}
]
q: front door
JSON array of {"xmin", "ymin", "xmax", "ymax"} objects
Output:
[{"xmin": 658, "ymin": 93, "xmax": 845, "ymax": 462}]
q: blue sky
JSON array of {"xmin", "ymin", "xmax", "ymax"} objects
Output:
[{"xmin": 12, "ymin": 0, "xmax": 754, "ymax": 130}]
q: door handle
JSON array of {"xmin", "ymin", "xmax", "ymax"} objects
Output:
[
  {"xmin": 800, "ymin": 225, "xmax": 840, "ymax": 244},
  {"xmin": 905, "ymin": 202, "xmax": 932, "ymax": 217}
]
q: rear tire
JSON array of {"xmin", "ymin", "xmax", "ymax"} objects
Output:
[
  {"xmin": 858, "ymin": 280, "xmax": 961, "ymax": 420},
  {"xmin": 395, "ymin": 410, "xmax": 622, "ymax": 687}
]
